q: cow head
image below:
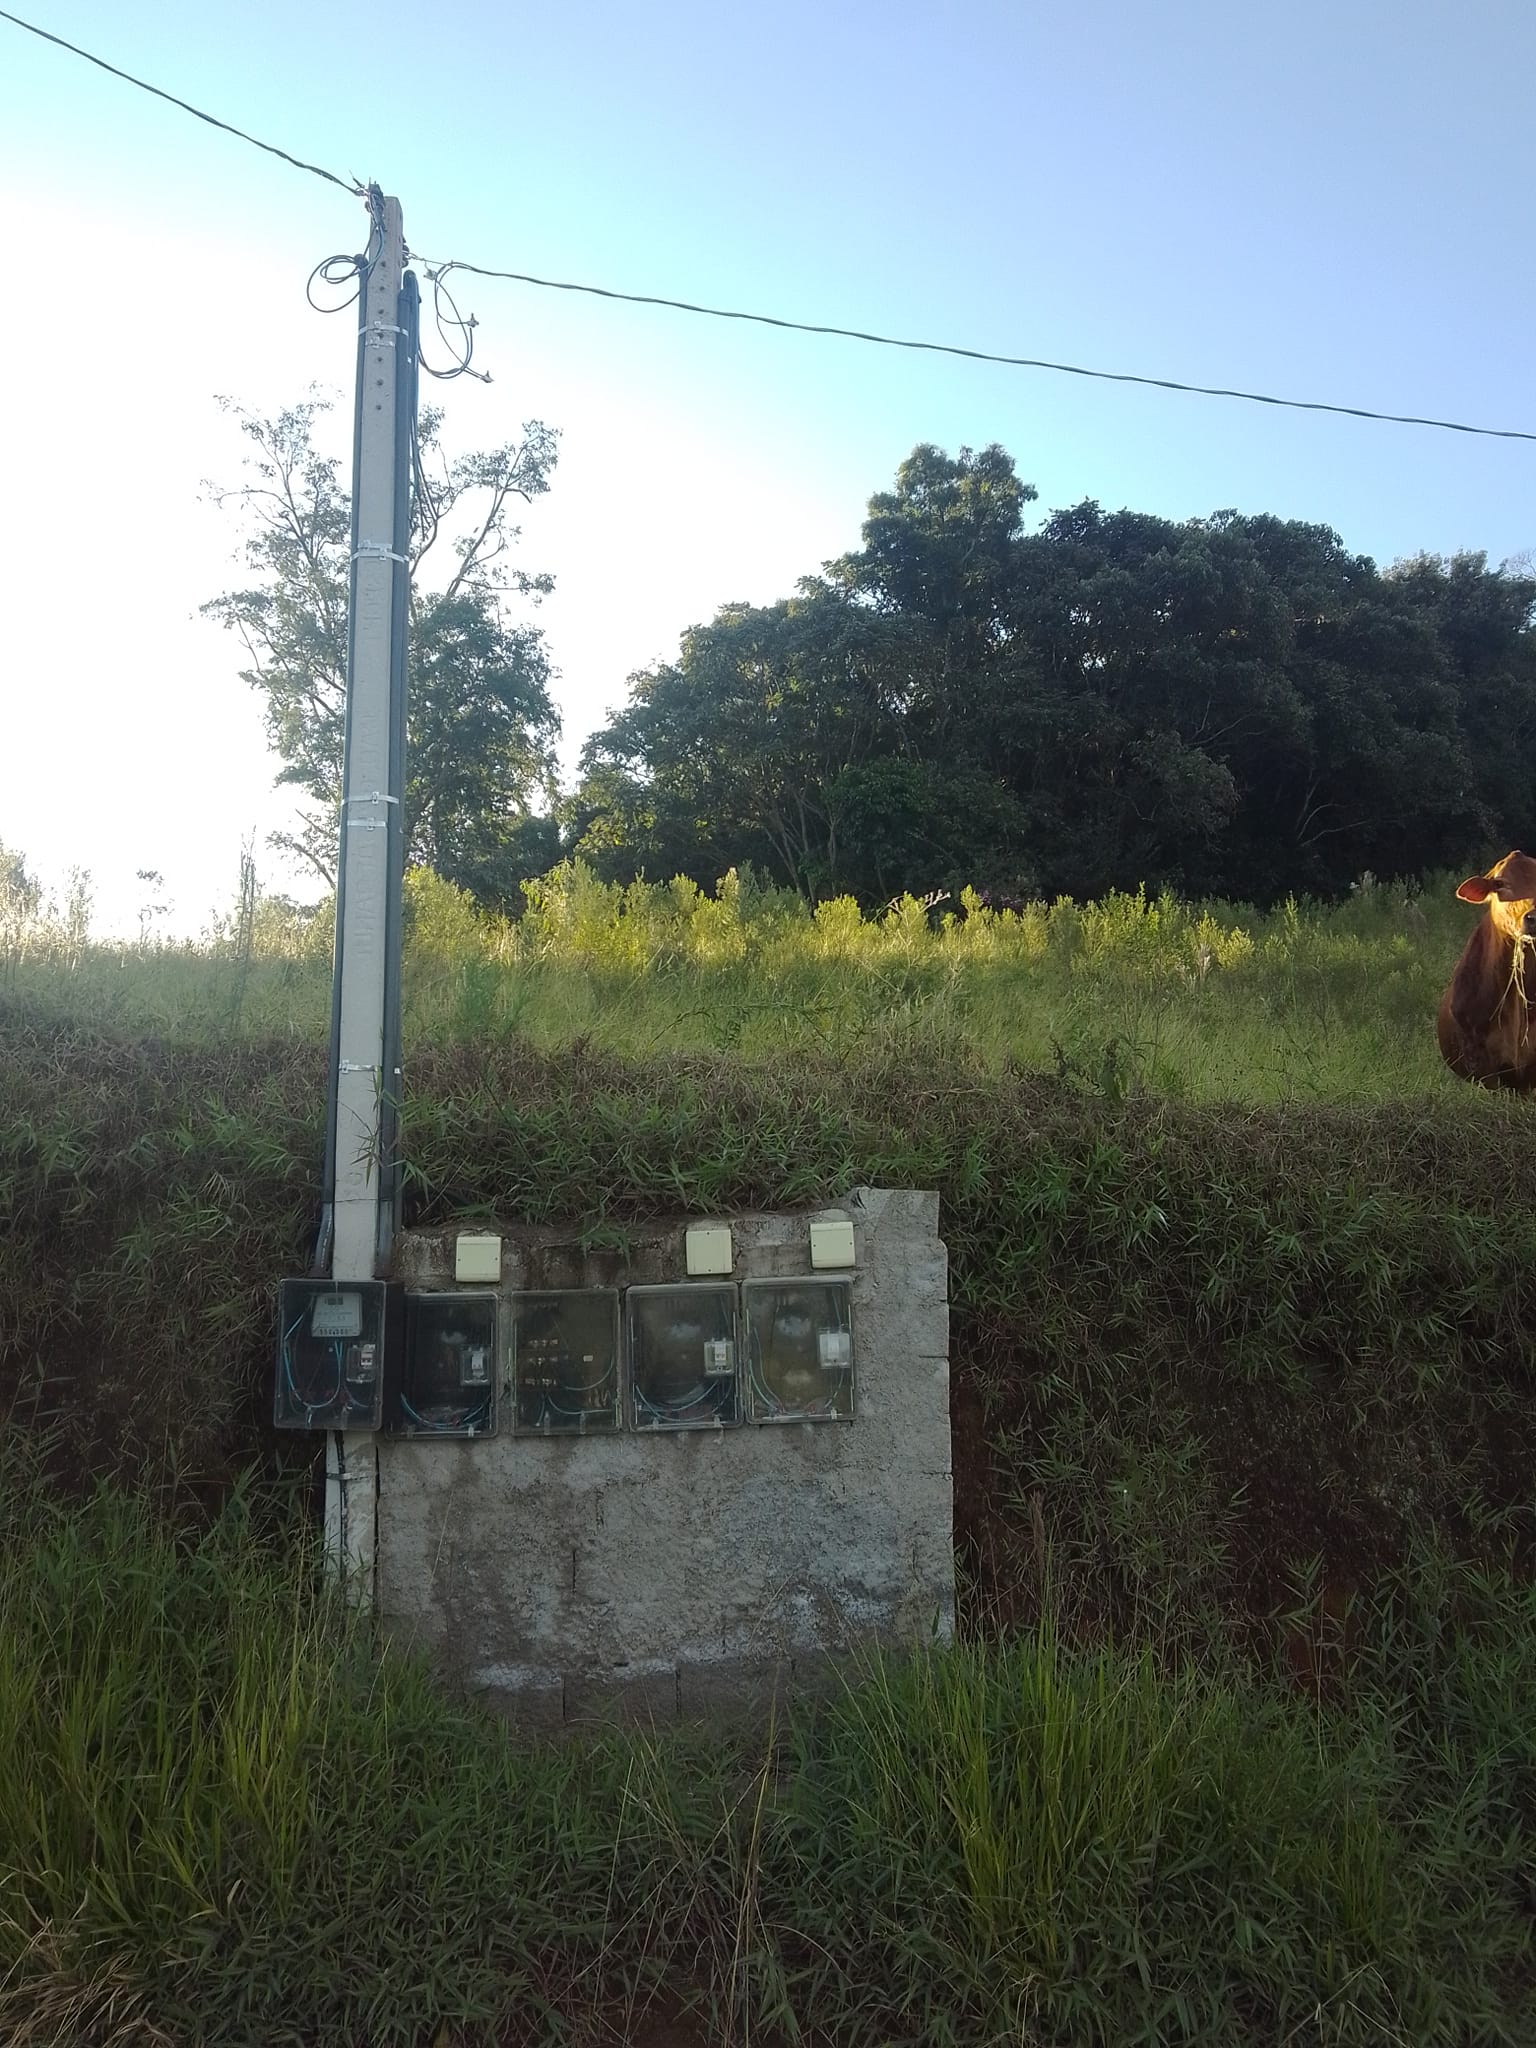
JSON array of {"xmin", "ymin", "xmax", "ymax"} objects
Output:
[{"xmin": 1456, "ymin": 850, "xmax": 1536, "ymax": 942}]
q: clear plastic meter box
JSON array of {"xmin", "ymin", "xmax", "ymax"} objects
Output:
[
  {"xmin": 512, "ymin": 1290, "xmax": 621, "ymax": 1433},
  {"xmin": 627, "ymin": 1283, "xmax": 740, "ymax": 1430},
  {"xmin": 395, "ymin": 1292, "xmax": 498, "ymax": 1438},
  {"xmin": 742, "ymin": 1277, "xmax": 854, "ymax": 1422},
  {"xmin": 274, "ymin": 1278, "xmax": 401, "ymax": 1432}
]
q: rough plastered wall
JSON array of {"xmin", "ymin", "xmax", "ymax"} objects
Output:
[{"xmin": 376, "ymin": 1188, "xmax": 952, "ymax": 1728}]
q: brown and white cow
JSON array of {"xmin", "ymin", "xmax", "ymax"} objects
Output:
[{"xmin": 1437, "ymin": 850, "xmax": 1536, "ymax": 1091}]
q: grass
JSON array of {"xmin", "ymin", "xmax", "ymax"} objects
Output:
[
  {"xmin": 4, "ymin": 1004, "xmax": 1536, "ymax": 1632},
  {"xmin": 0, "ymin": 1453, "xmax": 1531, "ymax": 2046},
  {"xmin": 0, "ymin": 860, "xmax": 1476, "ymax": 1099},
  {"xmin": 4, "ymin": 862, "xmax": 1536, "ymax": 2039}
]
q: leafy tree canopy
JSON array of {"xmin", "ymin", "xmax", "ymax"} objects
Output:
[
  {"xmin": 577, "ymin": 444, "xmax": 1536, "ymax": 906},
  {"xmin": 204, "ymin": 395, "xmax": 561, "ymax": 910}
]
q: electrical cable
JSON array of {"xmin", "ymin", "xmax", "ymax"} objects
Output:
[
  {"xmin": 400, "ymin": 1392, "xmax": 489, "ymax": 1434},
  {"xmin": 9, "ymin": 12, "xmax": 1528, "ymax": 445},
  {"xmin": 308, "ymin": 188, "xmax": 390, "ymax": 314},
  {"xmin": 280, "ymin": 1318, "xmax": 346, "ymax": 1421},
  {"xmin": 746, "ymin": 1320, "xmax": 788, "ymax": 1418},
  {"xmin": 409, "ymin": 256, "xmax": 1536, "ymax": 444},
  {"xmin": 410, "ymin": 406, "xmax": 441, "ymax": 556},
  {"xmin": 632, "ymin": 1364, "xmax": 733, "ymax": 1426},
  {"xmin": 0, "ymin": 7, "xmax": 364, "ymax": 195},
  {"xmin": 307, "ymin": 253, "xmax": 366, "ymax": 315},
  {"xmin": 415, "ymin": 265, "xmax": 491, "ymax": 384},
  {"xmin": 745, "ymin": 1289, "xmax": 851, "ymax": 1419},
  {"xmin": 527, "ymin": 1376, "xmax": 616, "ymax": 1428}
]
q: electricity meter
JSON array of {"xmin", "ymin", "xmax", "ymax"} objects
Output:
[
  {"xmin": 742, "ymin": 1277, "xmax": 854, "ymax": 1422},
  {"xmin": 512, "ymin": 1290, "xmax": 620, "ymax": 1434},
  {"xmin": 395, "ymin": 1292, "xmax": 498, "ymax": 1438},
  {"xmin": 274, "ymin": 1278, "xmax": 400, "ymax": 1431},
  {"xmin": 627, "ymin": 1283, "xmax": 740, "ymax": 1430}
]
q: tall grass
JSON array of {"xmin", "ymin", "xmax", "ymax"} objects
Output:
[
  {"xmin": 0, "ymin": 861, "xmax": 1473, "ymax": 1099},
  {"xmin": 776, "ymin": 1623, "xmax": 1535, "ymax": 2046},
  {"xmin": 1, "ymin": 1453, "xmax": 1531, "ymax": 2045}
]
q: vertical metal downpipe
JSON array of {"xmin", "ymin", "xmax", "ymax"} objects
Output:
[
  {"xmin": 312, "ymin": 232, "xmax": 374, "ymax": 1275},
  {"xmin": 376, "ymin": 270, "xmax": 418, "ymax": 1269}
]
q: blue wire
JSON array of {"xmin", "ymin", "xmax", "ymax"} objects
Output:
[
  {"xmin": 745, "ymin": 1295, "xmax": 852, "ymax": 1418},
  {"xmin": 400, "ymin": 1392, "xmax": 490, "ymax": 1434},
  {"xmin": 280, "ymin": 1314, "xmax": 344, "ymax": 1421},
  {"xmin": 633, "ymin": 1373, "xmax": 733, "ymax": 1426}
]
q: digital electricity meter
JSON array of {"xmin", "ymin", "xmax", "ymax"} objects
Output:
[
  {"xmin": 394, "ymin": 1292, "xmax": 498, "ymax": 1438},
  {"xmin": 627, "ymin": 1283, "xmax": 740, "ymax": 1431},
  {"xmin": 274, "ymin": 1278, "xmax": 401, "ymax": 1431},
  {"xmin": 742, "ymin": 1277, "xmax": 854, "ymax": 1422},
  {"xmin": 512, "ymin": 1290, "xmax": 620, "ymax": 1433}
]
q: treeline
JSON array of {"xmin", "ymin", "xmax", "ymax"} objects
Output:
[
  {"xmin": 566, "ymin": 445, "xmax": 1536, "ymax": 908},
  {"xmin": 205, "ymin": 413, "xmax": 1536, "ymax": 915}
]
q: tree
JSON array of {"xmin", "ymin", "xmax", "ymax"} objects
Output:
[
  {"xmin": 204, "ymin": 395, "xmax": 561, "ymax": 908},
  {"xmin": 575, "ymin": 584, "xmax": 1029, "ymax": 901},
  {"xmin": 0, "ymin": 840, "xmax": 42, "ymax": 967},
  {"xmin": 832, "ymin": 442, "xmax": 1034, "ymax": 679},
  {"xmin": 581, "ymin": 441, "xmax": 1536, "ymax": 910},
  {"xmin": 0, "ymin": 842, "xmax": 92, "ymax": 969},
  {"xmin": 1382, "ymin": 551, "xmax": 1536, "ymax": 862},
  {"xmin": 827, "ymin": 461, "xmax": 1502, "ymax": 901}
]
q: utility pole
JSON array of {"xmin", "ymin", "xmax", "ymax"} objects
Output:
[{"xmin": 324, "ymin": 190, "xmax": 410, "ymax": 1591}]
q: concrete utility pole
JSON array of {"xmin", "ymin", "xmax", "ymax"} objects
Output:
[{"xmin": 326, "ymin": 190, "xmax": 408, "ymax": 1589}]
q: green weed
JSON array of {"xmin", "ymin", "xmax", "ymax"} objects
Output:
[
  {"xmin": 0, "ymin": 861, "xmax": 1477, "ymax": 1100},
  {"xmin": 3, "ymin": 865, "xmax": 1535, "ymax": 2039},
  {"xmin": 0, "ymin": 1462, "xmax": 1531, "ymax": 2045}
]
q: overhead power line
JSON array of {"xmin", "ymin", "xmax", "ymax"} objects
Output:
[
  {"xmin": 0, "ymin": 7, "xmax": 362, "ymax": 195},
  {"xmin": 413, "ymin": 258, "xmax": 1536, "ymax": 445},
  {"xmin": 5, "ymin": 6, "xmax": 1532, "ymax": 446}
]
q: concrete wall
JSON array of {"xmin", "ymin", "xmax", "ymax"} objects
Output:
[{"xmin": 376, "ymin": 1187, "xmax": 952, "ymax": 1728}]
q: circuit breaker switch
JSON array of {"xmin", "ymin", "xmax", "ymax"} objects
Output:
[
  {"xmin": 818, "ymin": 1330, "xmax": 852, "ymax": 1372},
  {"xmin": 703, "ymin": 1338, "xmax": 736, "ymax": 1378},
  {"xmin": 685, "ymin": 1223, "xmax": 733, "ymax": 1276},
  {"xmin": 809, "ymin": 1219, "xmax": 856, "ymax": 1269},
  {"xmin": 455, "ymin": 1233, "xmax": 502, "ymax": 1284}
]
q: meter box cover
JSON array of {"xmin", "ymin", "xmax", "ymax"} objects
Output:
[
  {"xmin": 512, "ymin": 1290, "xmax": 620, "ymax": 1433},
  {"xmin": 742, "ymin": 1277, "xmax": 854, "ymax": 1422},
  {"xmin": 274, "ymin": 1278, "xmax": 401, "ymax": 1431},
  {"xmin": 396, "ymin": 1292, "xmax": 498, "ymax": 1438},
  {"xmin": 628, "ymin": 1282, "xmax": 740, "ymax": 1430}
]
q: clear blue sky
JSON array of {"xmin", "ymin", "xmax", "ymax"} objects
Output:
[{"xmin": 3, "ymin": 0, "xmax": 1532, "ymax": 932}]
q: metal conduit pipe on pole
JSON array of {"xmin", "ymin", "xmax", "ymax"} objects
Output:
[
  {"xmin": 312, "ymin": 202, "xmax": 380, "ymax": 1282},
  {"xmin": 324, "ymin": 190, "xmax": 408, "ymax": 1594},
  {"xmin": 376, "ymin": 268, "xmax": 418, "ymax": 1274}
]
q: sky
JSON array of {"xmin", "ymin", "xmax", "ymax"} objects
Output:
[{"xmin": 3, "ymin": 0, "xmax": 1533, "ymax": 936}]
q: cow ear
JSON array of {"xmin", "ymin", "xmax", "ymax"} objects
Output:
[{"xmin": 1457, "ymin": 876, "xmax": 1496, "ymax": 902}]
